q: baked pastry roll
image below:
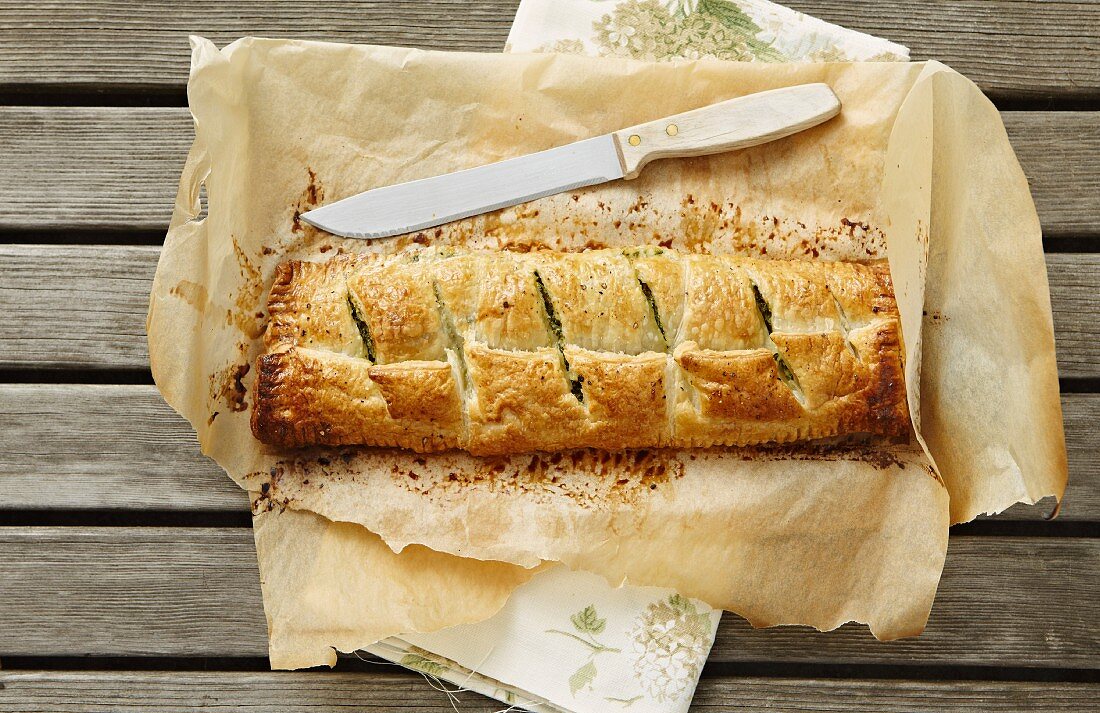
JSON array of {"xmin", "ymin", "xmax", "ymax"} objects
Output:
[{"xmin": 252, "ymin": 247, "xmax": 909, "ymax": 455}]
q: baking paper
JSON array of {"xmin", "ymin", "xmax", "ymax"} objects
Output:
[
  {"xmin": 148, "ymin": 37, "xmax": 1065, "ymax": 667},
  {"xmin": 252, "ymin": 504, "xmax": 538, "ymax": 669}
]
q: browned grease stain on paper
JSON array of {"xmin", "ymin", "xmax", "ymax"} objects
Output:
[
  {"xmin": 390, "ymin": 449, "xmax": 683, "ymax": 508},
  {"xmin": 257, "ymin": 448, "xmax": 683, "ymax": 510},
  {"xmin": 672, "ymin": 201, "xmax": 887, "ymax": 259},
  {"xmin": 384, "ymin": 190, "xmax": 889, "ymax": 260},
  {"xmin": 291, "ymin": 168, "xmax": 325, "ymax": 237},
  {"xmin": 222, "ymin": 237, "xmax": 267, "ymax": 340},
  {"xmin": 169, "ymin": 280, "xmax": 208, "ymax": 310},
  {"xmin": 210, "ymin": 362, "xmax": 251, "ymax": 413},
  {"xmin": 734, "ymin": 443, "xmax": 907, "ymax": 470},
  {"xmin": 252, "ymin": 475, "xmax": 288, "ymax": 514},
  {"xmin": 719, "ymin": 442, "xmax": 938, "ymax": 479},
  {"xmin": 247, "ymin": 436, "xmax": 934, "ymax": 519}
]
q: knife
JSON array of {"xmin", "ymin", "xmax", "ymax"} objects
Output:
[{"xmin": 301, "ymin": 83, "xmax": 841, "ymax": 239}]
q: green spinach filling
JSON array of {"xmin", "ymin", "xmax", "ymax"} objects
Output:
[
  {"xmin": 534, "ymin": 270, "xmax": 585, "ymax": 403},
  {"xmin": 751, "ymin": 281, "xmax": 804, "ymax": 401},
  {"xmin": 346, "ymin": 291, "xmax": 376, "ymax": 363},
  {"xmin": 637, "ymin": 278, "xmax": 668, "ymax": 350}
]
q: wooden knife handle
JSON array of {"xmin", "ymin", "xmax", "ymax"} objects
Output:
[{"xmin": 612, "ymin": 83, "xmax": 841, "ymax": 179}]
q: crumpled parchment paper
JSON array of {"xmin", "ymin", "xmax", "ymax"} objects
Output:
[{"xmin": 148, "ymin": 37, "xmax": 1066, "ymax": 667}]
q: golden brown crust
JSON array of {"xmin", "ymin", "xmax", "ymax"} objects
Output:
[
  {"xmin": 846, "ymin": 319, "xmax": 910, "ymax": 438},
  {"xmin": 264, "ymin": 255, "xmax": 368, "ymax": 357},
  {"xmin": 565, "ymin": 347, "xmax": 670, "ymax": 450},
  {"xmin": 463, "ymin": 344, "xmax": 587, "ymax": 455},
  {"xmin": 251, "ymin": 247, "xmax": 910, "ymax": 453},
  {"xmin": 251, "ymin": 346, "xmax": 462, "ymax": 451},
  {"xmin": 347, "ymin": 260, "xmax": 447, "ymax": 363},
  {"xmin": 432, "ymin": 252, "xmax": 551, "ymax": 351},
  {"xmin": 367, "ymin": 361, "xmax": 465, "ymax": 426},
  {"xmin": 678, "ymin": 255, "xmax": 766, "ymax": 350},
  {"xmin": 770, "ymin": 331, "xmax": 859, "ymax": 410},
  {"xmin": 627, "ymin": 248, "xmax": 684, "ymax": 350},
  {"xmin": 676, "ymin": 345, "xmax": 804, "ymax": 422},
  {"xmin": 536, "ymin": 251, "xmax": 664, "ymax": 354}
]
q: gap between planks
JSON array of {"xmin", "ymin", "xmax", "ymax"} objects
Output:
[
  {"xmin": 0, "ymin": 670, "xmax": 1098, "ymax": 712},
  {"xmin": 0, "ymin": 528, "xmax": 1096, "ymax": 668},
  {"xmin": 0, "ymin": 108, "xmax": 1096, "ymax": 236}
]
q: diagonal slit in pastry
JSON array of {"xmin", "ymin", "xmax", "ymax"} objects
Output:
[
  {"xmin": 432, "ymin": 279, "xmax": 472, "ymax": 441},
  {"xmin": 432, "ymin": 280, "xmax": 470, "ymax": 391},
  {"xmin": 750, "ymin": 281, "xmax": 807, "ymax": 407},
  {"xmin": 533, "ymin": 269, "xmax": 585, "ymax": 404},
  {"xmin": 828, "ymin": 287, "xmax": 860, "ymax": 358},
  {"xmin": 346, "ymin": 290, "xmax": 376, "ymax": 363}
]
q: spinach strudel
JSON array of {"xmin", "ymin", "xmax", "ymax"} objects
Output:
[{"xmin": 251, "ymin": 247, "xmax": 909, "ymax": 454}]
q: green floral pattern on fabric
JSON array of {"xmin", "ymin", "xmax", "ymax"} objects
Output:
[
  {"xmin": 548, "ymin": 604, "xmax": 623, "ymax": 696},
  {"xmin": 572, "ymin": 604, "xmax": 608, "ymax": 634},
  {"xmin": 400, "ymin": 652, "xmax": 451, "ymax": 678},
  {"xmin": 543, "ymin": 38, "xmax": 588, "ymax": 55},
  {"xmin": 628, "ymin": 594, "xmax": 714, "ymax": 702},
  {"xmin": 591, "ymin": 0, "xmax": 786, "ymax": 62},
  {"xmin": 547, "ymin": 597, "xmax": 713, "ymax": 705},
  {"xmin": 532, "ymin": 0, "xmax": 908, "ymax": 64},
  {"xmin": 802, "ymin": 41, "xmax": 905, "ymax": 62}
]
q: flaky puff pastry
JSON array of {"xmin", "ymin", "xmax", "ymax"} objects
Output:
[{"xmin": 251, "ymin": 247, "xmax": 910, "ymax": 455}]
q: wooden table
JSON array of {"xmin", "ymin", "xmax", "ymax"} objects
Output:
[{"xmin": 1, "ymin": 1, "xmax": 1098, "ymax": 710}]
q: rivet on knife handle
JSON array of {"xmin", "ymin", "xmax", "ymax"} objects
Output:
[{"xmin": 612, "ymin": 83, "xmax": 841, "ymax": 179}]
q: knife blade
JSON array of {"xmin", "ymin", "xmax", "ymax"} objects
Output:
[{"xmin": 301, "ymin": 83, "xmax": 841, "ymax": 239}]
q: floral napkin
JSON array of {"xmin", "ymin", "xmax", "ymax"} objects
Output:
[
  {"xmin": 506, "ymin": 0, "xmax": 908, "ymax": 62},
  {"xmin": 366, "ymin": 2, "xmax": 909, "ymax": 711},
  {"xmin": 365, "ymin": 567, "xmax": 720, "ymax": 712}
]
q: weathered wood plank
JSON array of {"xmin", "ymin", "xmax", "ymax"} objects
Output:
[
  {"xmin": 1, "ymin": 670, "xmax": 1098, "ymax": 713},
  {"xmin": 1047, "ymin": 252, "xmax": 1100, "ymax": 380},
  {"xmin": 0, "ymin": 0, "xmax": 520, "ymax": 92},
  {"xmin": 0, "ymin": 107, "xmax": 192, "ymax": 232},
  {"xmin": 691, "ymin": 677, "xmax": 1100, "ymax": 712},
  {"xmin": 0, "ymin": 528, "xmax": 265, "ymax": 658},
  {"xmin": 0, "ymin": 107, "xmax": 1096, "ymax": 237},
  {"xmin": 715, "ymin": 537, "xmax": 1100, "ymax": 666},
  {"xmin": 0, "ymin": 1, "xmax": 1096, "ymax": 101},
  {"xmin": 2, "ymin": 384, "xmax": 1093, "ymax": 521},
  {"xmin": 0, "ymin": 384, "xmax": 243, "ymax": 511},
  {"xmin": 0, "ymin": 529, "xmax": 1095, "ymax": 667},
  {"xmin": 2, "ymin": 246, "xmax": 1095, "ymax": 377},
  {"xmin": 0, "ymin": 244, "xmax": 158, "ymax": 370},
  {"xmin": 1004, "ymin": 112, "xmax": 1100, "ymax": 239},
  {"xmin": 782, "ymin": 0, "xmax": 1100, "ymax": 102}
]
